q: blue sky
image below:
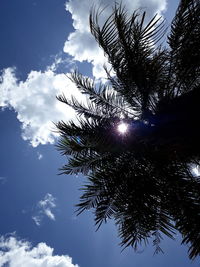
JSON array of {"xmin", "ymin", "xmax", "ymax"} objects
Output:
[{"xmin": 0, "ymin": 0, "xmax": 199, "ymax": 266}]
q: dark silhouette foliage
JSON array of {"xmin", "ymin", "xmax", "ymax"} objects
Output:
[{"xmin": 56, "ymin": 0, "xmax": 200, "ymax": 259}]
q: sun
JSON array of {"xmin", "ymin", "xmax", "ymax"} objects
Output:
[{"xmin": 117, "ymin": 122, "xmax": 128, "ymax": 134}]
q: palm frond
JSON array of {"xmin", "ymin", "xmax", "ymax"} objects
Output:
[
  {"xmin": 68, "ymin": 71, "xmax": 137, "ymax": 117},
  {"xmin": 90, "ymin": 5, "xmax": 167, "ymax": 115},
  {"xmin": 57, "ymin": 94, "xmax": 109, "ymax": 120},
  {"xmin": 168, "ymin": 0, "xmax": 200, "ymax": 95},
  {"xmin": 59, "ymin": 152, "xmax": 110, "ymax": 175}
]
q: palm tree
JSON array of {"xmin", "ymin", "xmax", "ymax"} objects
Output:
[{"xmin": 56, "ymin": 0, "xmax": 200, "ymax": 259}]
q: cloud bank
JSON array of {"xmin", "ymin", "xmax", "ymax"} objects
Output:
[
  {"xmin": 0, "ymin": 67, "xmax": 84, "ymax": 147},
  {"xmin": 64, "ymin": 0, "xmax": 167, "ymax": 78},
  {"xmin": 0, "ymin": 235, "xmax": 79, "ymax": 267}
]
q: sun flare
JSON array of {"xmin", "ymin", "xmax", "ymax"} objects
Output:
[{"xmin": 117, "ymin": 122, "xmax": 128, "ymax": 134}]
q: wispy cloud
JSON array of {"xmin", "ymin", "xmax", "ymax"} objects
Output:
[
  {"xmin": 32, "ymin": 215, "xmax": 41, "ymax": 226},
  {"xmin": 0, "ymin": 176, "xmax": 7, "ymax": 184},
  {"xmin": 32, "ymin": 193, "xmax": 57, "ymax": 226},
  {"xmin": 37, "ymin": 152, "xmax": 43, "ymax": 160},
  {"xmin": 0, "ymin": 235, "xmax": 79, "ymax": 267}
]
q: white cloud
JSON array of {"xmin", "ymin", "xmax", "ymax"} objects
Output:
[
  {"xmin": 37, "ymin": 152, "xmax": 43, "ymax": 160},
  {"xmin": 0, "ymin": 235, "xmax": 79, "ymax": 267},
  {"xmin": 0, "ymin": 66, "xmax": 85, "ymax": 147},
  {"xmin": 32, "ymin": 216, "xmax": 41, "ymax": 226},
  {"xmin": 32, "ymin": 194, "xmax": 57, "ymax": 226},
  {"xmin": 64, "ymin": 0, "xmax": 167, "ymax": 79}
]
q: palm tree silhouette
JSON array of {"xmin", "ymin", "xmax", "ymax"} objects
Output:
[{"xmin": 56, "ymin": 0, "xmax": 200, "ymax": 259}]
